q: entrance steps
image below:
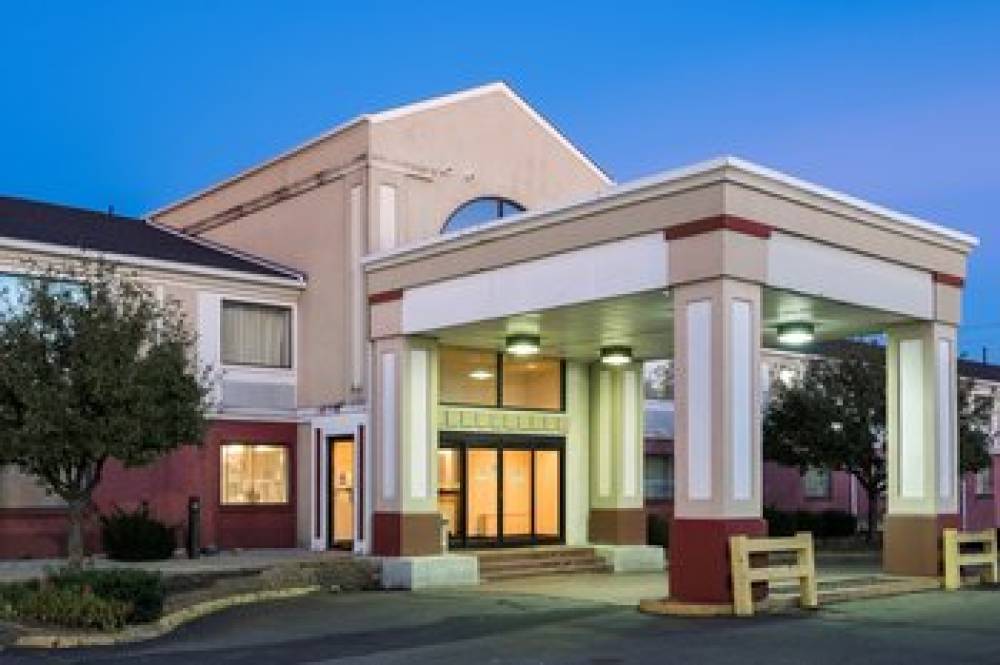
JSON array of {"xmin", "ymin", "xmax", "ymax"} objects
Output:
[{"xmin": 474, "ymin": 547, "xmax": 612, "ymax": 582}]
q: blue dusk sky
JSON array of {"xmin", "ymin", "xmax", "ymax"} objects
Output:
[{"xmin": 1, "ymin": 2, "xmax": 998, "ymax": 357}]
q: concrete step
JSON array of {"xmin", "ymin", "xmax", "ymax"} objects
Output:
[
  {"xmin": 482, "ymin": 561, "xmax": 612, "ymax": 581},
  {"xmin": 474, "ymin": 547, "xmax": 613, "ymax": 581}
]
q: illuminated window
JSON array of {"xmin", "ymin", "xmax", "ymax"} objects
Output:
[
  {"xmin": 220, "ymin": 444, "xmax": 289, "ymax": 505},
  {"xmin": 439, "ymin": 347, "xmax": 563, "ymax": 411},
  {"xmin": 440, "ymin": 347, "xmax": 499, "ymax": 407},
  {"xmin": 803, "ymin": 467, "xmax": 832, "ymax": 499},
  {"xmin": 221, "ymin": 300, "xmax": 292, "ymax": 368},
  {"xmin": 501, "ymin": 356, "xmax": 562, "ymax": 410}
]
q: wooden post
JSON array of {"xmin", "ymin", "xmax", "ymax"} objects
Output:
[
  {"xmin": 730, "ymin": 535, "xmax": 753, "ymax": 617},
  {"xmin": 797, "ymin": 532, "xmax": 819, "ymax": 609},
  {"xmin": 943, "ymin": 528, "xmax": 960, "ymax": 591}
]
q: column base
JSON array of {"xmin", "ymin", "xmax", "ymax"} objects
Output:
[
  {"xmin": 588, "ymin": 508, "xmax": 646, "ymax": 545},
  {"xmin": 883, "ymin": 513, "xmax": 959, "ymax": 577},
  {"xmin": 668, "ymin": 518, "xmax": 768, "ymax": 604},
  {"xmin": 372, "ymin": 512, "xmax": 442, "ymax": 557},
  {"xmin": 379, "ymin": 554, "xmax": 479, "ymax": 589},
  {"xmin": 592, "ymin": 544, "xmax": 666, "ymax": 573}
]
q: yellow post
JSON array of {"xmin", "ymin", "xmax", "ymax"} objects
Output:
[
  {"xmin": 984, "ymin": 529, "xmax": 999, "ymax": 585},
  {"xmin": 797, "ymin": 532, "xmax": 819, "ymax": 609},
  {"xmin": 942, "ymin": 528, "xmax": 960, "ymax": 591},
  {"xmin": 729, "ymin": 535, "xmax": 754, "ymax": 616}
]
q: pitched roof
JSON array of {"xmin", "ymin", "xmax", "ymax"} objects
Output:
[
  {"xmin": 148, "ymin": 81, "xmax": 612, "ymax": 218},
  {"xmin": 0, "ymin": 196, "xmax": 304, "ymax": 283}
]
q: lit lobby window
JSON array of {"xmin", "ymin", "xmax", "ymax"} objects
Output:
[
  {"xmin": 501, "ymin": 356, "xmax": 561, "ymax": 411},
  {"xmin": 440, "ymin": 347, "xmax": 563, "ymax": 411},
  {"xmin": 440, "ymin": 347, "xmax": 498, "ymax": 406},
  {"xmin": 221, "ymin": 444, "xmax": 289, "ymax": 505}
]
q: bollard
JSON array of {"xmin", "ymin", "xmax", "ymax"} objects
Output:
[{"xmin": 187, "ymin": 496, "xmax": 201, "ymax": 559}]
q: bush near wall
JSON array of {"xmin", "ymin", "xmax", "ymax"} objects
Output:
[
  {"xmin": 0, "ymin": 568, "xmax": 165, "ymax": 630},
  {"xmin": 101, "ymin": 505, "xmax": 177, "ymax": 562},
  {"xmin": 764, "ymin": 506, "xmax": 858, "ymax": 539}
]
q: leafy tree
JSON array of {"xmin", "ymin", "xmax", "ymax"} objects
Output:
[
  {"xmin": 0, "ymin": 259, "xmax": 210, "ymax": 565},
  {"xmin": 763, "ymin": 344, "xmax": 993, "ymax": 542}
]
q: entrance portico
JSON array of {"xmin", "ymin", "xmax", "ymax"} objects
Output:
[{"xmin": 362, "ymin": 156, "xmax": 977, "ymax": 598}]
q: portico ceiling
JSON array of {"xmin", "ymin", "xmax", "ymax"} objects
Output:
[{"xmin": 430, "ymin": 288, "xmax": 911, "ymax": 361}]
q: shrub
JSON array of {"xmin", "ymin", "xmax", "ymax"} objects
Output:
[
  {"xmin": 764, "ymin": 506, "xmax": 797, "ymax": 537},
  {"xmin": 101, "ymin": 505, "xmax": 176, "ymax": 562},
  {"xmin": 817, "ymin": 509, "xmax": 858, "ymax": 538},
  {"xmin": 49, "ymin": 568, "xmax": 165, "ymax": 623},
  {"xmin": 15, "ymin": 584, "xmax": 130, "ymax": 631},
  {"xmin": 764, "ymin": 506, "xmax": 858, "ymax": 539},
  {"xmin": 647, "ymin": 514, "xmax": 670, "ymax": 547}
]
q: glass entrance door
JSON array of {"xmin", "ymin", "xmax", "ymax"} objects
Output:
[
  {"xmin": 328, "ymin": 437, "xmax": 354, "ymax": 549},
  {"xmin": 438, "ymin": 435, "xmax": 563, "ymax": 548}
]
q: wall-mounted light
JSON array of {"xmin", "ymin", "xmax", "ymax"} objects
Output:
[
  {"xmin": 468, "ymin": 368, "xmax": 494, "ymax": 381},
  {"xmin": 505, "ymin": 334, "xmax": 540, "ymax": 357},
  {"xmin": 777, "ymin": 322, "xmax": 815, "ymax": 346},
  {"xmin": 600, "ymin": 345, "xmax": 633, "ymax": 366}
]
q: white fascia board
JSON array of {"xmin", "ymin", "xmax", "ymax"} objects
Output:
[
  {"xmin": 364, "ymin": 155, "xmax": 978, "ymax": 270},
  {"xmin": 0, "ymin": 237, "xmax": 306, "ymax": 290}
]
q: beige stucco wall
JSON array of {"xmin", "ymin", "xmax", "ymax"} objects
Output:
[
  {"xmin": 369, "ymin": 88, "xmax": 608, "ymax": 244},
  {"xmin": 152, "ymin": 87, "xmax": 611, "ymax": 408}
]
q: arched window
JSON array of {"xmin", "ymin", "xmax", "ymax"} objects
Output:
[{"xmin": 442, "ymin": 197, "xmax": 525, "ymax": 234}]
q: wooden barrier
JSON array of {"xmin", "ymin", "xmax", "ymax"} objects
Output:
[
  {"xmin": 942, "ymin": 528, "xmax": 998, "ymax": 591},
  {"xmin": 729, "ymin": 532, "xmax": 818, "ymax": 617}
]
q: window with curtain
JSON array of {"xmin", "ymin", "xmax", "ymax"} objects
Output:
[
  {"xmin": 221, "ymin": 300, "xmax": 292, "ymax": 368},
  {"xmin": 802, "ymin": 467, "xmax": 832, "ymax": 499},
  {"xmin": 220, "ymin": 444, "xmax": 289, "ymax": 504}
]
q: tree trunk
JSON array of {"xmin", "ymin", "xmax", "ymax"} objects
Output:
[
  {"xmin": 66, "ymin": 498, "xmax": 87, "ymax": 568},
  {"xmin": 866, "ymin": 488, "xmax": 879, "ymax": 544}
]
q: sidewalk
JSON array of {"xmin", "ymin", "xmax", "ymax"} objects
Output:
[{"xmin": 0, "ymin": 548, "xmax": 352, "ymax": 583}]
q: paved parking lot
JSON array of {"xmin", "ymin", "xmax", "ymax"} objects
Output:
[{"xmin": 5, "ymin": 573, "xmax": 1000, "ymax": 664}]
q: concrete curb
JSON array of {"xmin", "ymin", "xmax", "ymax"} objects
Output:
[{"xmin": 10, "ymin": 585, "xmax": 320, "ymax": 649}]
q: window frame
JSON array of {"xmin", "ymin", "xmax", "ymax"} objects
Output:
[
  {"xmin": 219, "ymin": 298, "xmax": 295, "ymax": 370},
  {"xmin": 802, "ymin": 466, "xmax": 833, "ymax": 500},
  {"xmin": 643, "ymin": 453, "xmax": 674, "ymax": 501},
  {"xmin": 439, "ymin": 349, "xmax": 566, "ymax": 413},
  {"xmin": 219, "ymin": 442, "xmax": 292, "ymax": 507},
  {"xmin": 441, "ymin": 196, "xmax": 525, "ymax": 234}
]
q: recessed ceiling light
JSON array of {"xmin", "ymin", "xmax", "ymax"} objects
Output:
[
  {"xmin": 600, "ymin": 346, "xmax": 633, "ymax": 366},
  {"xmin": 468, "ymin": 368, "xmax": 494, "ymax": 381},
  {"xmin": 777, "ymin": 322, "xmax": 815, "ymax": 346},
  {"xmin": 505, "ymin": 334, "xmax": 540, "ymax": 357}
]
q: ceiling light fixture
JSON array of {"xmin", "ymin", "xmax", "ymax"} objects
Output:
[
  {"xmin": 776, "ymin": 322, "xmax": 815, "ymax": 346},
  {"xmin": 600, "ymin": 345, "xmax": 633, "ymax": 366},
  {"xmin": 468, "ymin": 368, "xmax": 494, "ymax": 381},
  {"xmin": 505, "ymin": 334, "xmax": 541, "ymax": 357}
]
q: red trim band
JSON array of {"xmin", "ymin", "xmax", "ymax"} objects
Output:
[
  {"xmin": 368, "ymin": 289, "xmax": 404, "ymax": 305},
  {"xmin": 664, "ymin": 215, "xmax": 773, "ymax": 241},
  {"xmin": 933, "ymin": 272, "xmax": 965, "ymax": 288}
]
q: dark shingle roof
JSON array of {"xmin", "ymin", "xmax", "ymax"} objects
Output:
[{"xmin": 0, "ymin": 196, "xmax": 304, "ymax": 282}]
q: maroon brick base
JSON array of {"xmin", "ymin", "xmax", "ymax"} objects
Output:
[
  {"xmin": 669, "ymin": 517, "xmax": 768, "ymax": 604},
  {"xmin": 372, "ymin": 512, "xmax": 442, "ymax": 557}
]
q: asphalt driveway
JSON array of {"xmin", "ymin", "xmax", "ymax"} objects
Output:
[{"xmin": 4, "ymin": 580, "xmax": 1000, "ymax": 664}]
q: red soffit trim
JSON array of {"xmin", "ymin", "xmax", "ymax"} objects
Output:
[
  {"xmin": 664, "ymin": 215, "xmax": 773, "ymax": 241},
  {"xmin": 933, "ymin": 272, "xmax": 965, "ymax": 288},
  {"xmin": 368, "ymin": 289, "xmax": 404, "ymax": 305}
]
